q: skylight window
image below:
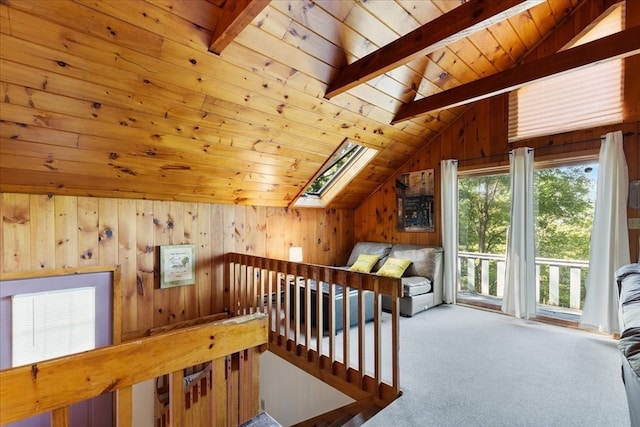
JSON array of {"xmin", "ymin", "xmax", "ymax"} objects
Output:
[
  {"xmin": 508, "ymin": 3, "xmax": 624, "ymax": 142},
  {"xmin": 294, "ymin": 139, "xmax": 378, "ymax": 207}
]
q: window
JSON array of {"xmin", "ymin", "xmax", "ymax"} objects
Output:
[
  {"xmin": 294, "ymin": 139, "xmax": 378, "ymax": 207},
  {"xmin": 534, "ymin": 160, "xmax": 597, "ymax": 314},
  {"xmin": 458, "ymin": 172, "xmax": 510, "ymax": 299},
  {"xmin": 12, "ymin": 287, "xmax": 96, "ymax": 367},
  {"xmin": 508, "ymin": 3, "xmax": 624, "ymax": 141},
  {"xmin": 457, "ymin": 159, "xmax": 598, "ymax": 318}
]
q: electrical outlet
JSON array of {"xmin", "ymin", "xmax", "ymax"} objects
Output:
[
  {"xmin": 629, "ymin": 218, "xmax": 640, "ymax": 229},
  {"xmin": 260, "ymin": 399, "xmax": 265, "ymax": 410}
]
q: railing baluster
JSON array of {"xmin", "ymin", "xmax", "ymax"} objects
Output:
[
  {"xmin": 497, "ymin": 260, "xmax": 505, "ymax": 297},
  {"xmin": 481, "ymin": 259, "xmax": 489, "ymax": 295},
  {"xmin": 549, "ymin": 265, "xmax": 560, "ymax": 306},
  {"xmin": 535, "ymin": 264, "xmax": 541, "ymax": 304},
  {"xmin": 570, "ymin": 267, "xmax": 582, "ymax": 309},
  {"xmin": 467, "ymin": 259, "xmax": 475, "ymax": 292}
]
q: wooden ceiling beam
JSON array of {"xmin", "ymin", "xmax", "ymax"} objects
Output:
[
  {"xmin": 209, "ymin": 0, "xmax": 270, "ymax": 55},
  {"xmin": 324, "ymin": 0, "xmax": 542, "ymax": 99},
  {"xmin": 392, "ymin": 25, "xmax": 640, "ymax": 124}
]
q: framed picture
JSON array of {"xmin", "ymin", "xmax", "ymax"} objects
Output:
[
  {"xmin": 160, "ymin": 244, "xmax": 196, "ymax": 288},
  {"xmin": 396, "ymin": 169, "xmax": 435, "ymax": 232}
]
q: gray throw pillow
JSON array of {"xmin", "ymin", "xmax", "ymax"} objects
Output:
[{"xmin": 394, "ymin": 248, "xmax": 436, "ymax": 279}]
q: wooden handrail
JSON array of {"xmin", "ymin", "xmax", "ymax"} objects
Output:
[
  {"xmin": 0, "ymin": 313, "xmax": 268, "ymax": 425},
  {"xmin": 225, "ymin": 253, "xmax": 402, "ymax": 404}
]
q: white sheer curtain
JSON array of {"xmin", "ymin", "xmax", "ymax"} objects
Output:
[
  {"xmin": 441, "ymin": 160, "xmax": 459, "ymax": 304},
  {"xmin": 502, "ymin": 147, "xmax": 536, "ymax": 319},
  {"xmin": 580, "ymin": 130, "xmax": 629, "ymax": 334}
]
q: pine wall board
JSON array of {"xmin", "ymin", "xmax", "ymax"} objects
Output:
[{"xmin": 0, "ymin": 195, "xmax": 354, "ymax": 334}]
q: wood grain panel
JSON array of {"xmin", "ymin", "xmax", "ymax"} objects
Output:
[
  {"xmin": 119, "ymin": 198, "xmax": 138, "ymax": 333},
  {"xmin": 30, "ymin": 194, "xmax": 55, "ymax": 271},
  {"xmin": 153, "ymin": 201, "xmax": 172, "ymax": 327},
  {"xmin": 196, "ymin": 203, "xmax": 213, "ymax": 316},
  {"xmin": 1, "ymin": 193, "xmax": 30, "ymax": 273},
  {"xmin": 168, "ymin": 201, "xmax": 187, "ymax": 324},
  {"xmin": 98, "ymin": 198, "xmax": 118, "ymax": 265},
  {"xmin": 54, "ymin": 195, "xmax": 78, "ymax": 269},
  {"xmin": 0, "ymin": 193, "xmax": 355, "ymax": 335},
  {"xmin": 78, "ymin": 196, "xmax": 99, "ymax": 268},
  {"xmin": 136, "ymin": 199, "xmax": 155, "ymax": 331}
]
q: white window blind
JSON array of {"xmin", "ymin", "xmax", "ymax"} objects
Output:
[
  {"xmin": 12, "ymin": 287, "xmax": 96, "ymax": 367},
  {"xmin": 508, "ymin": 4, "xmax": 623, "ymax": 142}
]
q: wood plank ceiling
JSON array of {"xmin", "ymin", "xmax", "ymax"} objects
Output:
[{"xmin": 0, "ymin": 0, "xmax": 607, "ymax": 208}]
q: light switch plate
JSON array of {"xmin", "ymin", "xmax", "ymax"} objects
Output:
[{"xmin": 629, "ymin": 218, "xmax": 640, "ymax": 229}]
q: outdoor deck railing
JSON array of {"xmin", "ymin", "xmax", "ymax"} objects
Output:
[
  {"xmin": 225, "ymin": 253, "xmax": 403, "ymax": 404},
  {"xmin": 458, "ymin": 251, "xmax": 589, "ymax": 311}
]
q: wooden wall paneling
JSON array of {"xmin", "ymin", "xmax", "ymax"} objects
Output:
[
  {"xmin": 341, "ymin": 209, "xmax": 355, "ymax": 265},
  {"xmin": 246, "ymin": 205, "xmax": 267, "ymax": 257},
  {"xmin": 153, "ymin": 200, "xmax": 171, "ymax": 327},
  {"xmin": 222, "ymin": 204, "xmax": 238, "ymax": 313},
  {"xmin": 210, "ymin": 204, "xmax": 225, "ymax": 314},
  {"xmin": 183, "ymin": 202, "xmax": 199, "ymax": 319},
  {"xmin": 236, "ymin": 205, "xmax": 248, "ymax": 256},
  {"xmin": 77, "ymin": 196, "xmax": 99, "ymax": 268},
  {"xmin": 29, "ymin": 194, "xmax": 55, "ymax": 271},
  {"xmin": 196, "ymin": 203, "xmax": 213, "ymax": 316},
  {"xmin": 168, "ymin": 201, "xmax": 186, "ymax": 324},
  {"xmin": 314, "ymin": 209, "xmax": 329, "ymax": 265},
  {"xmin": 265, "ymin": 206, "xmax": 285, "ymax": 261},
  {"xmin": 284, "ymin": 208, "xmax": 304, "ymax": 262},
  {"xmin": 98, "ymin": 198, "xmax": 118, "ymax": 266},
  {"xmin": 380, "ymin": 180, "xmax": 396, "ymax": 243},
  {"xmin": 1, "ymin": 193, "xmax": 30, "ymax": 273},
  {"xmin": 353, "ymin": 189, "xmax": 375, "ymax": 245},
  {"xmin": 54, "ymin": 195, "xmax": 77, "ymax": 269},
  {"xmin": 118, "ymin": 198, "xmax": 137, "ymax": 334},
  {"xmin": 136, "ymin": 199, "xmax": 155, "ymax": 332},
  {"xmin": 489, "ymin": 95, "xmax": 509, "ymax": 149}
]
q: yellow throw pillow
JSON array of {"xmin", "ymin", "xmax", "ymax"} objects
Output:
[
  {"xmin": 377, "ymin": 257, "xmax": 412, "ymax": 278},
  {"xmin": 349, "ymin": 254, "xmax": 380, "ymax": 273}
]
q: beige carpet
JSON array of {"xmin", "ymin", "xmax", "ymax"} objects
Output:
[{"xmin": 361, "ymin": 304, "xmax": 629, "ymax": 427}]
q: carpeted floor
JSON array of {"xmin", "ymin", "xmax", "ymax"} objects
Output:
[{"xmin": 363, "ymin": 304, "xmax": 630, "ymax": 427}]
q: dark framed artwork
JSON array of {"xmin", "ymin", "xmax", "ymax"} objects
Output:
[
  {"xmin": 396, "ymin": 169, "xmax": 435, "ymax": 232},
  {"xmin": 160, "ymin": 244, "xmax": 196, "ymax": 288}
]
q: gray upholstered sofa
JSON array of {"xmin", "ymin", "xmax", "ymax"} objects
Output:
[
  {"xmin": 342, "ymin": 241, "xmax": 444, "ymax": 317},
  {"xmin": 617, "ymin": 263, "xmax": 640, "ymax": 427}
]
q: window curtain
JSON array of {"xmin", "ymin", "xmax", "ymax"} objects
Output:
[
  {"xmin": 441, "ymin": 159, "xmax": 459, "ymax": 304},
  {"xmin": 502, "ymin": 147, "xmax": 536, "ymax": 319},
  {"xmin": 580, "ymin": 130, "xmax": 629, "ymax": 334}
]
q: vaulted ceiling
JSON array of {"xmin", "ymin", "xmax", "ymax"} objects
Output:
[{"xmin": 0, "ymin": 0, "xmax": 631, "ymax": 208}]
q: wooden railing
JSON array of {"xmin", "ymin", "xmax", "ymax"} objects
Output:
[
  {"xmin": 0, "ymin": 313, "xmax": 268, "ymax": 426},
  {"xmin": 225, "ymin": 253, "xmax": 403, "ymax": 404}
]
